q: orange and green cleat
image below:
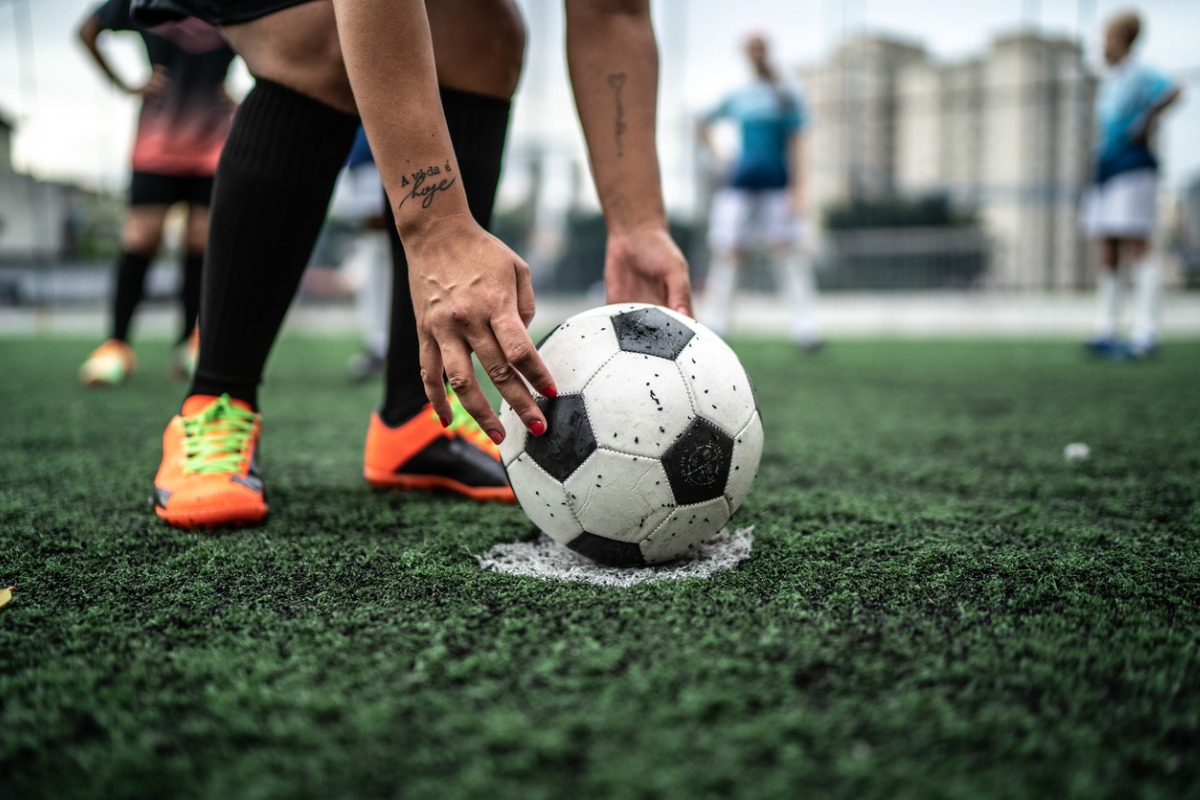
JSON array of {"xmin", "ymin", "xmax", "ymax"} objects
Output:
[
  {"xmin": 153, "ymin": 393, "xmax": 268, "ymax": 529},
  {"xmin": 80, "ymin": 339, "xmax": 136, "ymax": 386},
  {"xmin": 363, "ymin": 392, "xmax": 516, "ymax": 503}
]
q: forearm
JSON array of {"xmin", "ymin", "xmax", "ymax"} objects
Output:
[
  {"xmin": 331, "ymin": 0, "xmax": 472, "ymax": 244},
  {"xmin": 565, "ymin": 0, "xmax": 667, "ymax": 233},
  {"xmin": 78, "ymin": 18, "xmax": 131, "ymax": 94}
]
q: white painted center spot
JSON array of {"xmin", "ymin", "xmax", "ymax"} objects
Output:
[{"xmin": 476, "ymin": 527, "xmax": 754, "ymax": 587}]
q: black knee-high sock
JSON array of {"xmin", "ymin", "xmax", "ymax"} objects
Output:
[
  {"xmin": 179, "ymin": 249, "xmax": 203, "ymax": 343},
  {"xmin": 110, "ymin": 250, "xmax": 154, "ymax": 342},
  {"xmin": 381, "ymin": 88, "xmax": 513, "ymax": 426},
  {"xmin": 188, "ymin": 77, "xmax": 358, "ymax": 409}
]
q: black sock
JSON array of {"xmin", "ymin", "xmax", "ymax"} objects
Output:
[
  {"xmin": 380, "ymin": 88, "xmax": 513, "ymax": 426},
  {"xmin": 179, "ymin": 249, "xmax": 203, "ymax": 343},
  {"xmin": 188, "ymin": 77, "xmax": 358, "ymax": 409},
  {"xmin": 110, "ymin": 250, "xmax": 153, "ymax": 342}
]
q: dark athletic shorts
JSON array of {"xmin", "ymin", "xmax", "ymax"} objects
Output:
[
  {"xmin": 130, "ymin": 171, "xmax": 216, "ymax": 207},
  {"xmin": 131, "ymin": 0, "xmax": 314, "ymax": 27}
]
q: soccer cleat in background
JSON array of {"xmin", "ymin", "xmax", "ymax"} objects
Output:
[
  {"xmin": 80, "ymin": 339, "xmax": 137, "ymax": 386},
  {"xmin": 154, "ymin": 393, "xmax": 267, "ymax": 529},
  {"xmin": 363, "ymin": 392, "xmax": 516, "ymax": 503}
]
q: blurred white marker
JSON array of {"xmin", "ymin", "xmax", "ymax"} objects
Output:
[{"xmin": 1064, "ymin": 442, "xmax": 1091, "ymax": 461}]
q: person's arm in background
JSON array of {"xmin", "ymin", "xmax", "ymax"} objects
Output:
[
  {"xmin": 565, "ymin": 0, "xmax": 692, "ymax": 316},
  {"xmin": 77, "ymin": 11, "xmax": 166, "ymax": 99},
  {"xmin": 1132, "ymin": 82, "xmax": 1183, "ymax": 148},
  {"xmin": 331, "ymin": 0, "xmax": 552, "ymax": 443}
]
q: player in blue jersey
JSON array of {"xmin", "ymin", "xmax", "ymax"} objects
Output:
[
  {"xmin": 1081, "ymin": 10, "xmax": 1181, "ymax": 360},
  {"xmin": 698, "ymin": 33, "xmax": 821, "ymax": 350}
]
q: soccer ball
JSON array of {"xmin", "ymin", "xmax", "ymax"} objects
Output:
[{"xmin": 498, "ymin": 303, "xmax": 763, "ymax": 567}]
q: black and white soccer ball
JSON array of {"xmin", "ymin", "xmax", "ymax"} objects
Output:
[{"xmin": 498, "ymin": 303, "xmax": 763, "ymax": 567}]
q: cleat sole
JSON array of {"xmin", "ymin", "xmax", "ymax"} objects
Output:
[{"xmin": 364, "ymin": 468, "xmax": 516, "ymax": 503}]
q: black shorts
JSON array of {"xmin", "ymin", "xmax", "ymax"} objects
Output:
[
  {"xmin": 131, "ymin": 0, "xmax": 314, "ymax": 27},
  {"xmin": 129, "ymin": 171, "xmax": 215, "ymax": 207}
]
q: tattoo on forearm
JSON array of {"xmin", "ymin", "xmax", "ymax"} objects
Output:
[
  {"xmin": 608, "ymin": 72, "xmax": 628, "ymax": 157},
  {"xmin": 397, "ymin": 161, "xmax": 457, "ymax": 212}
]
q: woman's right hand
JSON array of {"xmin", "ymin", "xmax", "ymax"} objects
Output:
[{"xmin": 404, "ymin": 215, "xmax": 554, "ymax": 445}]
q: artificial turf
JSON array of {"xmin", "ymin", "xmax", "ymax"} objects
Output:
[{"xmin": 1, "ymin": 334, "xmax": 1198, "ymax": 800}]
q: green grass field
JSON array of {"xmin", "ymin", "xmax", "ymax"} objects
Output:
[{"xmin": 2, "ymin": 334, "xmax": 1198, "ymax": 800}]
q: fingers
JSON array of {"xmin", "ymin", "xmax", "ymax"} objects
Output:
[
  {"xmin": 514, "ymin": 257, "xmax": 537, "ymax": 328},
  {"xmin": 666, "ymin": 272, "xmax": 694, "ymax": 318},
  {"xmin": 472, "ymin": 316, "xmax": 551, "ymax": 438},
  {"xmin": 418, "ymin": 337, "xmax": 453, "ymax": 427}
]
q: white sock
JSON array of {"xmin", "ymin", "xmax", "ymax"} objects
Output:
[
  {"xmin": 1130, "ymin": 257, "xmax": 1160, "ymax": 348},
  {"xmin": 1092, "ymin": 269, "xmax": 1122, "ymax": 340},
  {"xmin": 353, "ymin": 231, "xmax": 391, "ymax": 358},
  {"xmin": 703, "ymin": 252, "xmax": 738, "ymax": 338},
  {"xmin": 772, "ymin": 250, "xmax": 820, "ymax": 345}
]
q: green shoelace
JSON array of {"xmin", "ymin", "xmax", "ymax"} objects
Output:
[
  {"xmin": 182, "ymin": 394, "xmax": 257, "ymax": 474},
  {"xmin": 443, "ymin": 390, "xmax": 496, "ymax": 451}
]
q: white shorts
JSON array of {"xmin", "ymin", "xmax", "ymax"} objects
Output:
[
  {"xmin": 1081, "ymin": 168, "xmax": 1158, "ymax": 239},
  {"xmin": 707, "ymin": 188, "xmax": 804, "ymax": 252}
]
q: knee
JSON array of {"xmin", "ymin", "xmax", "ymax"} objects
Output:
[
  {"xmin": 430, "ymin": 0, "xmax": 526, "ymax": 98},
  {"xmin": 121, "ymin": 219, "xmax": 162, "ymax": 255}
]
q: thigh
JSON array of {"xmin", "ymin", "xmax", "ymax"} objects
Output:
[{"xmin": 220, "ymin": 1, "xmax": 357, "ymax": 113}]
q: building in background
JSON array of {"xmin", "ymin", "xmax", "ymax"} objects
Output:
[
  {"xmin": 801, "ymin": 30, "xmax": 1098, "ymax": 290},
  {"xmin": 0, "ymin": 110, "xmax": 78, "ymax": 265}
]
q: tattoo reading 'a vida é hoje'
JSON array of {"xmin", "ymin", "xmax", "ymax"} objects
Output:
[
  {"xmin": 608, "ymin": 72, "xmax": 627, "ymax": 157},
  {"xmin": 397, "ymin": 161, "xmax": 457, "ymax": 212}
]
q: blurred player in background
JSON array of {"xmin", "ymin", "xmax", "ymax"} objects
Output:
[
  {"xmin": 329, "ymin": 126, "xmax": 391, "ymax": 382},
  {"xmin": 697, "ymin": 32, "xmax": 820, "ymax": 351},
  {"xmin": 77, "ymin": 1, "xmax": 236, "ymax": 385},
  {"xmin": 1082, "ymin": 9, "xmax": 1181, "ymax": 361},
  {"xmin": 134, "ymin": 0, "xmax": 691, "ymax": 529}
]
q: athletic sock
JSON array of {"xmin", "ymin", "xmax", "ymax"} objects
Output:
[
  {"xmin": 110, "ymin": 250, "xmax": 154, "ymax": 342},
  {"xmin": 380, "ymin": 88, "xmax": 513, "ymax": 427},
  {"xmin": 702, "ymin": 251, "xmax": 738, "ymax": 340},
  {"xmin": 188, "ymin": 77, "xmax": 359, "ymax": 409},
  {"xmin": 774, "ymin": 250, "xmax": 821, "ymax": 345},
  {"xmin": 179, "ymin": 249, "xmax": 203, "ymax": 343},
  {"xmin": 1130, "ymin": 257, "xmax": 1160, "ymax": 348},
  {"xmin": 1092, "ymin": 268, "xmax": 1122, "ymax": 341}
]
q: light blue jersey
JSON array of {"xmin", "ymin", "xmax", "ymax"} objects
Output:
[
  {"xmin": 705, "ymin": 79, "xmax": 806, "ymax": 190},
  {"xmin": 1094, "ymin": 57, "xmax": 1176, "ymax": 184}
]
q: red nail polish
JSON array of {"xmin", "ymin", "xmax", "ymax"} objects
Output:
[
  {"xmin": 530, "ymin": 420, "xmax": 546, "ymax": 437},
  {"xmin": 439, "ymin": 415, "xmax": 450, "ymax": 428},
  {"xmin": 542, "ymin": 384, "xmax": 558, "ymax": 398},
  {"xmin": 488, "ymin": 429, "xmax": 504, "ymax": 445}
]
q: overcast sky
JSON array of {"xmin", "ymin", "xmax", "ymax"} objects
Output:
[{"xmin": 1, "ymin": 0, "xmax": 1196, "ymax": 210}]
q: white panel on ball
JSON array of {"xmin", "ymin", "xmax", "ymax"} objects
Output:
[
  {"xmin": 538, "ymin": 314, "xmax": 620, "ymax": 395},
  {"xmin": 563, "ymin": 450, "xmax": 675, "ymax": 543},
  {"xmin": 505, "ymin": 454, "xmax": 583, "ymax": 545},
  {"xmin": 640, "ymin": 496, "xmax": 731, "ymax": 564},
  {"xmin": 678, "ymin": 333, "xmax": 758, "ymax": 437},
  {"xmin": 583, "ymin": 352, "xmax": 694, "ymax": 458},
  {"xmin": 725, "ymin": 411, "xmax": 763, "ymax": 512},
  {"xmin": 497, "ymin": 401, "xmax": 525, "ymax": 466}
]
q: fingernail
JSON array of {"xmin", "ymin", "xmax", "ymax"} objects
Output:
[
  {"xmin": 541, "ymin": 384, "xmax": 558, "ymax": 398},
  {"xmin": 529, "ymin": 420, "xmax": 546, "ymax": 437},
  {"xmin": 488, "ymin": 429, "xmax": 504, "ymax": 445},
  {"xmin": 439, "ymin": 415, "xmax": 450, "ymax": 428}
]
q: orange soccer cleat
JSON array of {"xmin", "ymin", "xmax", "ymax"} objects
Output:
[
  {"xmin": 363, "ymin": 392, "xmax": 516, "ymax": 503},
  {"xmin": 79, "ymin": 339, "xmax": 136, "ymax": 386},
  {"xmin": 153, "ymin": 393, "xmax": 268, "ymax": 529}
]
